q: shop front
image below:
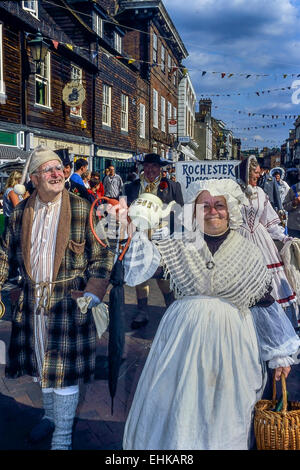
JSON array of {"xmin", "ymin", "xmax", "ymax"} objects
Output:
[{"xmin": 94, "ymin": 147, "xmax": 136, "ymax": 182}]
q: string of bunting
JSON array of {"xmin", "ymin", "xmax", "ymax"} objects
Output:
[
  {"xmin": 42, "ymin": 1, "xmax": 300, "ymax": 80},
  {"xmin": 213, "ymin": 106, "xmax": 299, "ymax": 119},
  {"xmin": 231, "ymin": 122, "xmax": 290, "ymax": 131},
  {"xmin": 200, "ymin": 86, "xmax": 293, "ymax": 97},
  {"xmin": 200, "ymin": 71, "xmax": 300, "ymax": 79}
]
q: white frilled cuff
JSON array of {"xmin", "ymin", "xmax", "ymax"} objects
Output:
[{"xmin": 268, "ymin": 355, "xmax": 295, "ymax": 369}]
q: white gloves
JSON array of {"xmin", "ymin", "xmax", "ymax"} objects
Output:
[{"xmin": 76, "ymin": 294, "xmax": 109, "ymax": 339}]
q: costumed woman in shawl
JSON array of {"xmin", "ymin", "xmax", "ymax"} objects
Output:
[
  {"xmin": 237, "ymin": 156, "xmax": 298, "ymax": 329},
  {"xmin": 122, "ymin": 179, "xmax": 299, "ymax": 450}
]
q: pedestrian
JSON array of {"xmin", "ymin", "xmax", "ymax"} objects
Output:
[
  {"xmin": 0, "ymin": 145, "xmax": 114, "ymax": 450},
  {"xmin": 59, "ymin": 153, "xmax": 73, "ymax": 191},
  {"xmin": 87, "ymin": 177, "xmax": 102, "ymax": 210},
  {"xmin": 70, "ymin": 157, "xmax": 88, "ymax": 187},
  {"xmin": 2, "ymin": 170, "xmax": 23, "ymax": 231},
  {"xmin": 90, "ymin": 171, "xmax": 104, "ymax": 199},
  {"xmin": 102, "ymin": 167, "xmax": 110, "ymax": 183},
  {"xmin": 283, "ymin": 169, "xmax": 300, "ymax": 238},
  {"xmin": 103, "ymin": 165, "xmax": 123, "ymax": 199},
  {"xmin": 68, "ymin": 158, "xmax": 93, "ymax": 203},
  {"xmin": 82, "ymin": 170, "xmax": 91, "ymax": 189},
  {"xmin": 124, "ymin": 153, "xmax": 184, "ymax": 329},
  {"xmin": 270, "ymin": 167, "xmax": 290, "ymax": 204},
  {"xmin": 238, "ymin": 155, "xmax": 298, "ymax": 327},
  {"xmin": 257, "ymin": 161, "xmax": 283, "ymax": 211},
  {"xmin": 122, "ymin": 178, "xmax": 300, "ymax": 450}
]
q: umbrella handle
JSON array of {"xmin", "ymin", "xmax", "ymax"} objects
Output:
[{"xmin": 89, "ymin": 196, "xmax": 131, "ymax": 260}]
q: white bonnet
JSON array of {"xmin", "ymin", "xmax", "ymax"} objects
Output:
[{"xmin": 185, "ymin": 178, "xmax": 249, "ymax": 230}]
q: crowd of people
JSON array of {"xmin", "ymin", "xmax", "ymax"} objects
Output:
[{"xmin": 0, "ymin": 146, "xmax": 299, "ymax": 450}]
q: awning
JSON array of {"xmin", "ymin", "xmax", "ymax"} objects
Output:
[
  {"xmin": 0, "ymin": 146, "xmax": 30, "ymax": 161},
  {"xmin": 180, "ymin": 145, "xmax": 198, "ymax": 161},
  {"xmin": 126, "ymin": 153, "xmax": 145, "ymax": 162}
]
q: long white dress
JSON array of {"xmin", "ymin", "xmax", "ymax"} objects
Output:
[
  {"xmin": 239, "ymin": 186, "xmax": 296, "ymax": 309},
  {"xmin": 123, "ymin": 295, "xmax": 263, "ymax": 450},
  {"xmin": 122, "ymin": 230, "xmax": 300, "ymax": 450}
]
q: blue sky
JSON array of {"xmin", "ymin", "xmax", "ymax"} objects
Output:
[{"xmin": 163, "ymin": 0, "xmax": 300, "ymax": 151}]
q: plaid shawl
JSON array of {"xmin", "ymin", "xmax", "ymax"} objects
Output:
[{"xmin": 0, "ymin": 189, "xmax": 114, "ymax": 388}]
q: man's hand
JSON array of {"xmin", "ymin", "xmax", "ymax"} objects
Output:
[{"xmin": 274, "ymin": 366, "xmax": 291, "ymax": 381}]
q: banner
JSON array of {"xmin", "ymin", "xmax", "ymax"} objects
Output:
[{"xmin": 175, "ymin": 160, "xmax": 241, "ymax": 202}]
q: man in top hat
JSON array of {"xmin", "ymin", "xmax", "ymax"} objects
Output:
[
  {"xmin": 0, "ymin": 145, "xmax": 114, "ymax": 450},
  {"xmin": 124, "ymin": 153, "xmax": 184, "ymax": 329}
]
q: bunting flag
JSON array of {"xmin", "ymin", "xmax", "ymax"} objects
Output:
[
  {"xmin": 52, "ymin": 40, "xmax": 59, "ymax": 49},
  {"xmin": 128, "ymin": 58, "xmax": 136, "ymax": 64},
  {"xmin": 65, "ymin": 44, "xmax": 73, "ymax": 50}
]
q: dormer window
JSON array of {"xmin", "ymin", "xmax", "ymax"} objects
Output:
[{"xmin": 22, "ymin": 1, "xmax": 38, "ymax": 18}]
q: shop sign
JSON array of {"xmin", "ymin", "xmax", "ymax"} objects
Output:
[
  {"xmin": 33, "ymin": 136, "xmax": 90, "ymax": 156},
  {"xmin": 62, "ymin": 80, "xmax": 86, "ymax": 106},
  {"xmin": 176, "ymin": 160, "xmax": 240, "ymax": 202}
]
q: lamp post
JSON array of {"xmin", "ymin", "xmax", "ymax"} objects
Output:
[{"xmin": 27, "ymin": 32, "xmax": 50, "ymax": 72}]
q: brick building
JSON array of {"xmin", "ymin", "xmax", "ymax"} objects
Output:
[{"xmin": 116, "ymin": 0, "xmax": 188, "ymax": 161}]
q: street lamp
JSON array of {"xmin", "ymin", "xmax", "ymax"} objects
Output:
[{"xmin": 27, "ymin": 32, "xmax": 50, "ymax": 71}]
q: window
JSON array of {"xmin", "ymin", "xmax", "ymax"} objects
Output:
[
  {"xmin": 173, "ymin": 106, "xmax": 177, "ymax": 120},
  {"xmin": 153, "ymin": 89, "xmax": 158, "ymax": 128},
  {"xmin": 70, "ymin": 64, "xmax": 82, "ymax": 117},
  {"xmin": 102, "ymin": 84, "xmax": 111, "ymax": 127},
  {"xmin": 121, "ymin": 94, "xmax": 128, "ymax": 132},
  {"xmin": 167, "ymin": 101, "xmax": 172, "ymax": 120},
  {"xmin": 161, "ymin": 148, "xmax": 165, "ymax": 158},
  {"xmin": 161, "ymin": 45, "xmax": 165, "ymax": 72},
  {"xmin": 93, "ymin": 13, "xmax": 103, "ymax": 38},
  {"xmin": 168, "ymin": 55, "xmax": 172, "ymax": 75},
  {"xmin": 139, "ymin": 103, "xmax": 146, "ymax": 139},
  {"xmin": 22, "ymin": 1, "xmax": 38, "ymax": 18},
  {"xmin": 114, "ymin": 32, "xmax": 122, "ymax": 54},
  {"xmin": 35, "ymin": 52, "xmax": 51, "ymax": 107},
  {"xmin": 173, "ymin": 69, "xmax": 177, "ymax": 86},
  {"xmin": 0, "ymin": 24, "xmax": 4, "ymax": 96},
  {"xmin": 161, "ymin": 96, "xmax": 165, "ymax": 132},
  {"xmin": 152, "ymin": 33, "xmax": 158, "ymax": 63}
]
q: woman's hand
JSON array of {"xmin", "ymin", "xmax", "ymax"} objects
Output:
[{"xmin": 274, "ymin": 366, "xmax": 291, "ymax": 381}]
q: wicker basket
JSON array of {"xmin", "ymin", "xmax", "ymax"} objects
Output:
[{"xmin": 254, "ymin": 374, "xmax": 300, "ymax": 450}]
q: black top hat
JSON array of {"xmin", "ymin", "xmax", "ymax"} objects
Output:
[
  {"xmin": 54, "ymin": 149, "xmax": 73, "ymax": 168},
  {"xmin": 142, "ymin": 153, "xmax": 172, "ymax": 167}
]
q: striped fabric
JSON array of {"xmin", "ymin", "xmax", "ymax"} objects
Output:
[
  {"xmin": 31, "ymin": 194, "xmax": 62, "ymax": 380},
  {"xmin": 103, "ymin": 174, "xmax": 123, "ymax": 198}
]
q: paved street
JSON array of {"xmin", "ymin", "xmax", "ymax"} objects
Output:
[{"xmin": 0, "ymin": 280, "xmax": 299, "ymax": 451}]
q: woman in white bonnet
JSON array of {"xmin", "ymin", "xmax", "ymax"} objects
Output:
[
  {"xmin": 238, "ymin": 156, "xmax": 298, "ymax": 328},
  {"xmin": 122, "ymin": 178, "xmax": 299, "ymax": 450}
]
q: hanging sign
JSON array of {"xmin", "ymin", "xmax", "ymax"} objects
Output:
[
  {"xmin": 62, "ymin": 80, "xmax": 86, "ymax": 106},
  {"xmin": 168, "ymin": 119, "xmax": 177, "ymax": 134}
]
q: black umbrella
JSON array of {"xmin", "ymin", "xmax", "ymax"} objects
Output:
[{"xmin": 108, "ymin": 255, "xmax": 126, "ymax": 415}]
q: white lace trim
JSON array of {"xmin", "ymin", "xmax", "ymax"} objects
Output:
[
  {"xmin": 268, "ymin": 355, "xmax": 295, "ymax": 369},
  {"xmin": 156, "ymin": 230, "xmax": 273, "ymax": 313}
]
